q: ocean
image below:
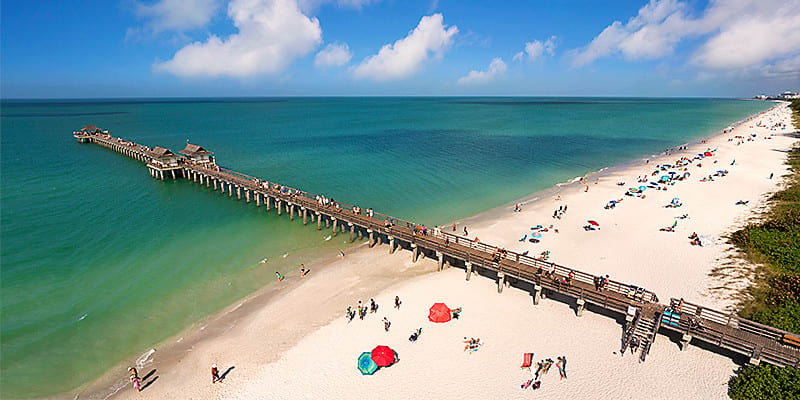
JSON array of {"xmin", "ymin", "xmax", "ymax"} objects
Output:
[{"xmin": 0, "ymin": 97, "xmax": 773, "ymax": 398}]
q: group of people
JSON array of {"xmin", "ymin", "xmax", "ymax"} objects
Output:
[
  {"xmin": 463, "ymin": 337, "xmax": 482, "ymax": 352},
  {"xmin": 352, "ymin": 206, "xmax": 374, "ymax": 217},
  {"xmin": 593, "ymin": 275, "xmax": 610, "ymax": 291},
  {"xmin": 314, "ymin": 194, "xmax": 337, "ymax": 208},
  {"xmin": 552, "ymin": 205, "xmax": 568, "ymax": 219},
  {"xmin": 345, "ymin": 296, "xmax": 402, "ymax": 325},
  {"xmin": 688, "ymin": 232, "xmax": 702, "ymax": 246},
  {"xmin": 521, "ymin": 356, "xmax": 568, "ymax": 391},
  {"xmin": 491, "ymin": 247, "xmax": 509, "ymax": 263}
]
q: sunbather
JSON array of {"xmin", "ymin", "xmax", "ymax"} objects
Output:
[{"xmin": 409, "ymin": 327, "xmax": 422, "ymax": 342}]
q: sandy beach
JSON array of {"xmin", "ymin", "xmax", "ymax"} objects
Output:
[{"xmin": 77, "ymin": 102, "xmax": 796, "ymax": 400}]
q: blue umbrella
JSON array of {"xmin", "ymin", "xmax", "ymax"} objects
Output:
[
  {"xmin": 608, "ymin": 200, "xmax": 618, "ymax": 204},
  {"xmin": 358, "ymin": 352, "xmax": 379, "ymax": 375},
  {"xmin": 638, "ymin": 185, "xmax": 647, "ymax": 192},
  {"xmin": 671, "ymin": 197, "xmax": 681, "ymax": 204},
  {"xmin": 660, "ymin": 175, "xmax": 670, "ymax": 182},
  {"xmin": 532, "ymin": 232, "xmax": 543, "ymax": 238}
]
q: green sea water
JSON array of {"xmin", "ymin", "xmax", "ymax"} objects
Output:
[{"xmin": 0, "ymin": 98, "xmax": 773, "ymax": 398}]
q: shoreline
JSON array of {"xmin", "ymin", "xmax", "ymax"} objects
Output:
[
  {"xmin": 455, "ymin": 101, "xmax": 783, "ymax": 233},
  {"xmin": 70, "ymin": 102, "xmax": 793, "ymax": 400}
]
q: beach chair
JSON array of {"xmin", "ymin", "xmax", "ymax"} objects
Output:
[{"xmin": 520, "ymin": 352, "xmax": 534, "ymax": 369}]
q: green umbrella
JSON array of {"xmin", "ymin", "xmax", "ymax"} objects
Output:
[{"xmin": 358, "ymin": 351, "xmax": 378, "ymax": 375}]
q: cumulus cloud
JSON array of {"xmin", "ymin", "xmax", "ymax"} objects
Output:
[
  {"xmin": 314, "ymin": 42, "xmax": 352, "ymax": 67},
  {"xmin": 571, "ymin": 0, "xmax": 689, "ymax": 66},
  {"xmin": 513, "ymin": 36, "xmax": 557, "ymax": 61},
  {"xmin": 135, "ymin": 0, "xmax": 221, "ymax": 33},
  {"xmin": 154, "ymin": 0, "xmax": 322, "ymax": 78},
  {"xmin": 691, "ymin": 1, "xmax": 800, "ymax": 69},
  {"xmin": 760, "ymin": 54, "xmax": 800, "ymax": 79},
  {"xmin": 570, "ymin": 0, "xmax": 800, "ymax": 73},
  {"xmin": 352, "ymin": 13, "xmax": 458, "ymax": 81},
  {"xmin": 457, "ymin": 58, "xmax": 507, "ymax": 85}
]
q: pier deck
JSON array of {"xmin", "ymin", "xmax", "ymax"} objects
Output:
[{"xmin": 73, "ymin": 128, "xmax": 800, "ymax": 369}]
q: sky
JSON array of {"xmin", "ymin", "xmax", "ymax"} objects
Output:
[{"xmin": 1, "ymin": 0, "xmax": 799, "ymax": 98}]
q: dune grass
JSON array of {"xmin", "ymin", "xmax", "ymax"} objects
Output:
[{"xmin": 728, "ymin": 100, "xmax": 800, "ymax": 399}]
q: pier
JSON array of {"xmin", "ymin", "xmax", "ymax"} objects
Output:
[{"xmin": 74, "ymin": 126, "xmax": 800, "ymax": 368}]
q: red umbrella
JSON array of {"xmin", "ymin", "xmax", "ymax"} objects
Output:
[
  {"xmin": 588, "ymin": 220, "xmax": 599, "ymax": 226},
  {"xmin": 704, "ymin": 151, "xmax": 713, "ymax": 157},
  {"xmin": 428, "ymin": 302, "xmax": 452, "ymax": 323},
  {"xmin": 371, "ymin": 345, "xmax": 397, "ymax": 367}
]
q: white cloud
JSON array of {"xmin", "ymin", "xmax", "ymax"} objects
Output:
[
  {"xmin": 154, "ymin": 0, "xmax": 322, "ymax": 78},
  {"xmin": 571, "ymin": 0, "xmax": 689, "ymax": 66},
  {"xmin": 761, "ymin": 54, "xmax": 800, "ymax": 79},
  {"xmin": 691, "ymin": 1, "xmax": 800, "ymax": 69},
  {"xmin": 352, "ymin": 13, "xmax": 458, "ymax": 81},
  {"xmin": 514, "ymin": 36, "xmax": 557, "ymax": 62},
  {"xmin": 457, "ymin": 57, "xmax": 507, "ymax": 85},
  {"xmin": 570, "ymin": 0, "xmax": 800, "ymax": 73},
  {"xmin": 135, "ymin": 0, "xmax": 221, "ymax": 33},
  {"xmin": 315, "ymin": 42, "xmax": 352, "ymax": 67}
]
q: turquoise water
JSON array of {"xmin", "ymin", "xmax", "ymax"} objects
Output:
[{"xmin": 0, "ymin": 98, "xmax": 773, "ymax": 398}]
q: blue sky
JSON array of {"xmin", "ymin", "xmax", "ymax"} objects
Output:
[{"xmin": 1, "ymin": 0, "xmax": 798, "ymax": 98}]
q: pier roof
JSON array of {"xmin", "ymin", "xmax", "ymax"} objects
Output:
[
  {"xmin": 149, "ymin": 146, "xmax": 177, "ymax": 159},
  {"xmin": 180, "ymin": 143, "xmax": 213, "ymax": 157}
]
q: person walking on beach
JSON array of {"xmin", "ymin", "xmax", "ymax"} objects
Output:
[
  {"xmin": 275, "ymin": 271, "xmax": 284, "ymax": 281},
  {"xmin": 129, "ymin": 367, "xmax": 141, "ymax": 392},
  {"xmin": 395, "ymin": 296, "xmax": 402, "ymax": 309},
  {"xmin": 370, "ymin": 298, "xmax": 378, "ymax": 313},
  {"xmin": 383, "ymin": 317, "xmax": 391, "ymax": 332},
  {"xmin": 463, "ymin": 226, "xmax": 468, "ymax": 236},
  {"xmin": 300, "ymin": 264, "xmax": 306, "ymax": 277},
  {"xmin": 211, "ymin": 364, "xmax": 221, "ymax": 384}
]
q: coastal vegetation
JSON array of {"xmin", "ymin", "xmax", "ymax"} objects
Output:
[{"xmin": 728, "ymin": 100, "xmax": 800, "ymax": 399}]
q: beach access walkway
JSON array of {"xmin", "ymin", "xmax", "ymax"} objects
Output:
[{"xmin": 73, "ymin": 126, "xmax": 800, "ymax": 369}]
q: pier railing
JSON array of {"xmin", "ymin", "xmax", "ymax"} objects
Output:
[
  {"xmin": 74, "ymin": 126, "xmax": 800, "ymax": 368},
  {"xmin": 197, "ymin": 164, "xmax": 657, "ymax": 304}
]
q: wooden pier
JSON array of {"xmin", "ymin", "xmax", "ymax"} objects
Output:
[{"xmin": 73, "ymin": 127, "xmax": 800, "ymax": 368}]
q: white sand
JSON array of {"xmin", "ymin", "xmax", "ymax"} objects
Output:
[{"xmin": 86, "ymin": 103, "xmax": 796, "ymax": 400}]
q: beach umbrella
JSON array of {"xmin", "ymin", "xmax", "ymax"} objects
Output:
[
  {"xmin": 358, "ymin": 352, "xmax": 379, "ymax": 375},
  {"xmin": 704, "ymin": 151, "xmax": 713, "ymax": 157},
  {"xmin": 428, "ymin": 303, "xmax": 452, "ymax": 323},
  {"xmin": 671, "ymin": 198, "xmax": 680, "ymax": 204},
  {"xmin": 532, "ymin": 232, "xmax": 543, "ymax": 239},
  {"xmin": 638, "ymin": 185, "xmax": 647, "ymax": 192},
  {"xmin": 371, "ymin": 345, "xmax": 397, "ymax": 367},
  {"xmin": 608, "ymin": 200, "xmax": 617, "ymax": 204},
  {"xmin": 587, "ymin": 220, "xmax": 599, "ymax": 226}
]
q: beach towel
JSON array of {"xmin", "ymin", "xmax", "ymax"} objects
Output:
[{"xmin": 520, "ymin": 352, "xmax": 534, "ymax": 369}]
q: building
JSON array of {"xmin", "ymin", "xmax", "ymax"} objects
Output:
[
  {"xmin": 179, "ymin": 143, "xmax": 215, "ymax": 165},
  {"xmin": 148, "ymin": 146, "xmax": 180, "ymax": 168}
]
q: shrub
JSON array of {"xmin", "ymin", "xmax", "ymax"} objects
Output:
[{"xmin": 728, "ymin": 364, "xmax": 800, "ymax": 400}]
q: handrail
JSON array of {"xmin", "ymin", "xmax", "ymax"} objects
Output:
[{"xmin": 76, "ymin": 127, "xmax": 800, "ymax": 368}]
